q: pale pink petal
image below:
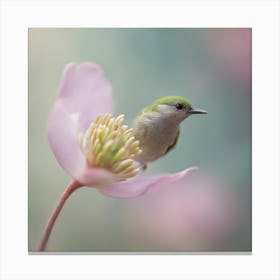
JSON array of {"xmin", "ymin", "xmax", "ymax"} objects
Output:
[
  {"xmin": 48, "ymin": 99, "xmax": 120, "ymax": 187},
  {"xmin": 78, "ymin": 166, "xmax": 119, "ymax": 188},
  {"xmin": 99, "ymin": 167, "xmax": 198, "ymax": 198},
  {"xmin": 57, "ymin": 63, "xmax": 113, "ymax": 133},
  {"xmin": 47, "ymin": 99, "xmax": 86, "ymax": 179},
  {"xmin": 48, "ymin": 63, "xmax": 115, "ymax": 184}
]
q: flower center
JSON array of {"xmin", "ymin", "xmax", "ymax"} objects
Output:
[{"xmin": 80, "ymin": 114, "xmax": 142, "ymax": 181}]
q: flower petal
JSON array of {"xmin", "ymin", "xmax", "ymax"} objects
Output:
[
  {"xmin": 78, "ymin": 166, "xmax": 120, "ymax": 188},
  {"xmin": 48, "ymin": 100, "xmax": 119, "ymax": 187},
  {"xmin": 47, "ymin": 99, "xmax": 86, "ymax": 179},
  {"xmin": 48, "ymin": 62, "xmax": 115, "ymax": 184},
  {"xmin": 57, "ymin": 63, "xmax": 113, "ymax": 133},
  {"xmin": 99, "ymin": 167, "xmax": 198, "ymax": 198}
]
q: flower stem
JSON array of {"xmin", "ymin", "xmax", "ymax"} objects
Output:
[{"xmin": 37, "ymin": 180, "xmax": 82, "ymax": 252}]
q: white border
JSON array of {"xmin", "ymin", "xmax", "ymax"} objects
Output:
[{"xmin": 1, "ymin": 1, "xmax": 279, "ymax": 280}]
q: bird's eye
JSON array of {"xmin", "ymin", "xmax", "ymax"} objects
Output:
[{"xmin": 175, "ymin": 103, "xmax": 184, "ymax": 110}]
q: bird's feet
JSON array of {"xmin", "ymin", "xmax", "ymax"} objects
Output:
[
  {"xmin": 141, "ymin": 163, "xmax": 147, "ymax": 170},
  {"xmin": 136, "ymin": 163, "xmax": 147, "ymax": 171}
]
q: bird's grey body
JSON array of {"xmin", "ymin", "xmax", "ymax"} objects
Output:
[
  {"xmin": 133, "ymin": 107, "xmax": 180, "ymax": 163},
  {"xmin": 132, "ymin": 96, "xmax": 207, "ymax": 166}
]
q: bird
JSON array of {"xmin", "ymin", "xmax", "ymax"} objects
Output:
[{"xmin": 132, "ymin": 96, "xmax": 207, "ymax": 168}]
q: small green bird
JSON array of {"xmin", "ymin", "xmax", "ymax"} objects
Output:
[{"xmin": 133, "ymin": 96, "xmax": 207, "ymax": 167}]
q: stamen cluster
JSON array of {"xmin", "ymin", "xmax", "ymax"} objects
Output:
[{"xmin": 80, "ymin": 114, "xmax": 142, "ymax": 181}]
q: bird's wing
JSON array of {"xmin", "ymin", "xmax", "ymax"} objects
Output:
[{"xmin": 165, "ymin": 130, "xmax": 180, "ymax": 155}]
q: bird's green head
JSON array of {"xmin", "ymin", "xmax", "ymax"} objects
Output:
[{"xmin": 139, "ymin": 96, "xmax": 207, "ymax": 122}]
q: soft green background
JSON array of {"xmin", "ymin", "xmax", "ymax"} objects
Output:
[{"xmin": 29, "ymin": 28, "xmax": 251, "ymax": 252}]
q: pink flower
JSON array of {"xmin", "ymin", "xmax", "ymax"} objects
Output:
[{"xmin": 47, "ymin": 63, "xmax": 196, "ymax": 198}]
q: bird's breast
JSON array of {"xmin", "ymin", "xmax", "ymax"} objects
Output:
[{"xmin": 133, "ymin": 114, "xmax": 180, "ymax": 163}]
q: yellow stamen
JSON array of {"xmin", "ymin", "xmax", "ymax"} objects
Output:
[{"xmin": 80, "ymin": 113, "xmax": 142, "ymax": 181}]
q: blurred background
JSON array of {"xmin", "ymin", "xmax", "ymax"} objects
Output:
[{"xmin": 29, "ymin": 28, "xmax": 251, "ymax": 252}]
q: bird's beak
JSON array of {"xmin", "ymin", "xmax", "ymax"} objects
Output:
[{"xmin": 188, "ymin": 108, "xmax": 208, "ymax": 114}]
